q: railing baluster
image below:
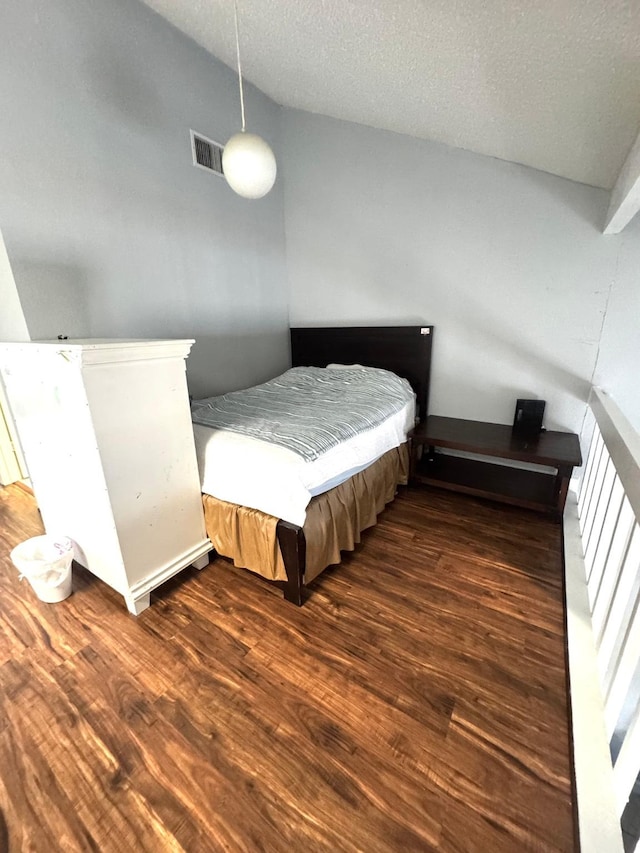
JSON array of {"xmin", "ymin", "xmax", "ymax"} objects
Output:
[
  {"xmin": 613, "ymin": 679, "xmax": 640, "ymax": 815},
  {"xmin": 578, "ymin": 423, "xmax": 601, "ymax": 516},
  {"xmin": 589, "ymin": 475, "xmax": 625, "ymax": 617},
  {"xmin": 585, "ymin": 456, "xmax": 615, "ymax": 587},
  {"xmin": 604, "ymin": 562, "xmax": 640, "ymax": 738},
  {"xmin": 593, "ymin": 497, "xmax": 636, "ymax": 644},
  {"xmin": 580, "ymin": 432, "xmax": 605, "ymax": 535},
  {"xmin": 600, "ymin": 524, "xmax": 640, "ymax": 703}
]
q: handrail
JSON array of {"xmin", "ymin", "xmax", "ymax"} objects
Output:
[
  {"xmin": 570, "ymin": 387, "xmax": 640, "ymax": 852},
  {"xmin": 564, "ymin": 388, "xmax": 640, "ymax": 853},
  {"xmin": 564, "ymin": 498, "xmax": 624, "ymax": 852},
  {"xmin": 590, "ymin": 387, "xmax": 640, "ymax": 523}
]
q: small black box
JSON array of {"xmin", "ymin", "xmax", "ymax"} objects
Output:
[{"xmin": 513, "ymin": 399, "xmax": 545, "ymax": 436}]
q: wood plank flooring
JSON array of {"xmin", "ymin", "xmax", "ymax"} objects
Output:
[{"xmin": 0, "ymin": 483, "xmax": 574, "ymax": 852}]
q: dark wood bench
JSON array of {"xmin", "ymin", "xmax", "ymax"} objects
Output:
[{"xmin": 411, "ymin": 415, "xmax": 582, "ymax": 519}]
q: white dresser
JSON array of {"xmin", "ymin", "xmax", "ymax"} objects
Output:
[{"xmin": 0, "ymin": 339, "xmax": 211, "ymax": 614}]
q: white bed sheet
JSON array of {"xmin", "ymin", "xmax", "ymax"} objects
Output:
[{"xmin": 192, "ymin": 400, "xmax": 414, "ymax": 526}]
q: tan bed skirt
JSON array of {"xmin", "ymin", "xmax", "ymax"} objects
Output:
[{"xmin": 202, "ymin": 443, "xmax": 409, "ymax": 584}]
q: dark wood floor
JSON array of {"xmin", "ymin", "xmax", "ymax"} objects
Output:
[{"xmin": 0, "ymin": 483, "xmax": 574, "ymax": 852}]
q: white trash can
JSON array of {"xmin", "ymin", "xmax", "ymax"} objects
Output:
[{"xmin": 10, "ymin": 535, "xmax": 74, "ymax": 603}]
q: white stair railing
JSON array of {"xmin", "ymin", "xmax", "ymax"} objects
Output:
[{"xmin": 567, "ymin": 387, "xmax": 640, "ymax": 851}]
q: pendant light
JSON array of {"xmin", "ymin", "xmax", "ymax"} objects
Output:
[{"xmin": 223, "ymin": 0, "xmax": 277, "ymax": 199}]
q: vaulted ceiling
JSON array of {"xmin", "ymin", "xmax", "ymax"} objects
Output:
[{"xmin": 140, "ymin": 0, "xmax": 640, "ymax": 190}]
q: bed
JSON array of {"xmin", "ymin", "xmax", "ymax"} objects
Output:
[{"xmin": 192, "ymin": 325, "xmax": 434, "ymax": 605}]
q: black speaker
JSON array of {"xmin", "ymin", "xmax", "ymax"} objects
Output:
[{"xmin": 512, "ymin": 399, "xmax": 545, "ymax": 436}]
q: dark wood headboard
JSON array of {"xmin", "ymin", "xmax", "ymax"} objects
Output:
[{"xmin": 290, "ymin": 325, "xmax": 434, "ymax": 423}]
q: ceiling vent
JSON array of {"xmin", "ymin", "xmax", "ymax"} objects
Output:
[{"xmin": 190, "ymin": 130, "xmax": 224, "ymax": 177}]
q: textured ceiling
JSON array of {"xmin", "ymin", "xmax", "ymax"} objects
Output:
[{"xmin": 140, "ymin": 0, "xmax": 640, "ymax": 189}]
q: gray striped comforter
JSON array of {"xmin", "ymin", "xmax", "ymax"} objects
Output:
[{"xmin": 191, "ymin": 366, "xmax": 414, "ymax": 462}]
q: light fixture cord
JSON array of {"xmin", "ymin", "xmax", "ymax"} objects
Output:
[{"xmin": 233, "ymin": 0, "xmax": 246, "ymax": 132}]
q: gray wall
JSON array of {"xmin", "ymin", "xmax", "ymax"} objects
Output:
[
  {"xmin": 593, "ymin": 212, "xmax": 640, "ymax": 432},
  {"xmin": 0, "ymin": 228, "xmax": 29, "ymax": 342},
  {"xmin": 282, "ymin": 109, "xmax": 639, "ymax": 434},
  {"xmin": 0, "ymin": 0, "xmax": 289, "ymax": 398},
  {"xmin": 2, "ymin": 2, "xmax": 638, "ymax": 434}
]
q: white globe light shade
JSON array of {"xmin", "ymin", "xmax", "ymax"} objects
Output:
[{"xmin": 222, "ymin": 132, "xmax": 277, "ymax": 199}]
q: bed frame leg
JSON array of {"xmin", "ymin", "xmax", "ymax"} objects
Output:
[{"xmin": 276, "ymin": 520, "xmax": 306, "ymax": 606}]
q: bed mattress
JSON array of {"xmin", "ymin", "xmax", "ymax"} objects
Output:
[{"xmin": 192, "ymin": 400, "xmax": 414, "ymax": 526}]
